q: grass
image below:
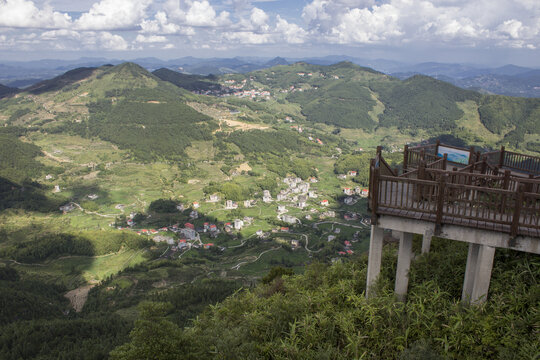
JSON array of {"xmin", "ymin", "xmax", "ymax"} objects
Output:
[
  {"xmin": 4, "ymin": 249, "xmax": 147, "ymax": 288},
  {"xmin": 455, "ymin": 100, "xmax": 501, "ymax": 145}
]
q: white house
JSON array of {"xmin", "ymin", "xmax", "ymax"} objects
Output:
[
  {"xmin": 226, "ymin": 200, "xmax": 238, "ymax": 209},
  {"xmin": 282, "ymin": 214, "xmax": 297, "ymax": 224},
  {"xmin": 208, "ymin": 194, "xmax": 220, "ymax": 202},
  {"xmin": 234, "ymin": 219, "xmax": 244, "ymax": 230}
]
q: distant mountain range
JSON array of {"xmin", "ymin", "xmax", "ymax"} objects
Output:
[{"xmin": 0, "ymin": 56, "xmax": 539, "ymax": 97}]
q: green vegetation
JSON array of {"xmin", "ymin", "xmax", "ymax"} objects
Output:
[
  {"xmin": 75, "ymin": 97, "xmax": 216, "ymax": 162},
  {"xmin": 153, "ymin": 68, "xmax": 221, "ymax": 92},
  {"xmin": 478, "ymin": 95, "xmax": 540, "ymax": 146},
  {"xmin": 371, "ymin": 75, "xmax": 479, "ymax": 132},
  {"xmin": 288, "ymin": 82, "xmax": 377, "ymax": 129},
  {"xmin": 1, "ymin": 60, "xmax": 539, "ymax": 359},
  {"xmin": 112, "ymin": 239, "xmax": 539, "ymax": 359}
]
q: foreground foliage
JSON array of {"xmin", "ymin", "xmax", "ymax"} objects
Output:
[{"xmin": 112, "ymin": 239, "xmax": 539, "ymax": 359}]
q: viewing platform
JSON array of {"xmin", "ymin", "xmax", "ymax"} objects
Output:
[{"xmin": 366, "ymin": 141, "xmax": 540, "ymax": 304}]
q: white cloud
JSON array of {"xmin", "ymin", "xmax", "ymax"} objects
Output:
[
  {"xmin": 164, "ymin": 0, "xmax": 230, "ymax": 27},
  {"xmin": 301, "ymin": 0, "xmax": 540, "ymax": 48},
  {"xmin": 162, "ymin": 43, "xmax": 175, "ymax": 49},
  {"xmin": 97, "ymin": 31, "xmax": 128, "ymax": 50},
  {"xmin": 331, "ymin": 4, "xmax": 402, "ymax": 43},
  {"xmin": 75, "ymin": 0, "xmax": 152, "ymax": 30},
  {"xmin": 275, "ymin": 16, "xmax": 307, "ymax": 44},
  {"xmin": 40, "ymin": 29, "xmax": 81, "ymax": 40},
  {"xmin": 223, "ymin": 30, "xmax": 272, "ymax": 44},
  {"xmin": 0, "ymin": 0, "xmax": 72, "ymax": 28},
  {"xmin": 135, "ymin": 34, "xmax": 167, "ymax": 43},
  {"xmin": 250, "ymin": 7, "xmax": 269, "ymax": 30}
]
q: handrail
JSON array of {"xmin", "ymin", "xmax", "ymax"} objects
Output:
[{"xmin": 372, "ymin": 174, "xmax": 539, "ymax": 237}]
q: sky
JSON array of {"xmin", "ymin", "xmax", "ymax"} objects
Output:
[{"xmin": 0, "ymin": 0, "xmax": 539, "ymax": 66}]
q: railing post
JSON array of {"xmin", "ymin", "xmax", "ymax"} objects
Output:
[
  {"xmin": 435, "ymin": 174, "xmax": 447, "ymax": 235},
  {"xmin": 480, "ymin": 156, "xmax": 487, "ymax": 174},
  {"xmin": 442, "ymin": 153, "xmax": 448, "ymax": 171},
  {"xmin": 403, "ymin": 145, "xmax": 409, "ymax": 171},
  {"xmin": 511, "ymin": 184, "xmax": 524, "ymax": 238},
  {"xmin": 368, "ymin": 158, "xmax": 375, "ymax": 210},
  {"xmin": 468, "ymin": 146, "xmax": 475, "ymax": 165},
  {"xmin": 499, "ymin": 146, "xmax": 505, "ymax": 168},
  {"xmin": 500, "ymin": 170, "xmax": 511, "ymax": 213},
  {"xmin": 371, "ymin": 167, "xmax": 380, "ymax": 225},
  {"xmin": 527, "ymin": 174, "xmax": 534, "ymax": 193},
  {"xmin": 376, "ymin": 146, "xmax": 382, "ymax": 157},
  {"xmin": 435, "ymin": 139, "xmax": 440, "ymax": 156}
]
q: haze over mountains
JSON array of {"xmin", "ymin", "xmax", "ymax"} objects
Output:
[{"xmin": 1, "ymin": 56, "xmax": 539, "ymax": 98}]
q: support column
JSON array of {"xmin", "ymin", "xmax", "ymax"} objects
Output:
[
  {"xmin": 462, "ymin": 243, "xmax": 480, "ymax": 302},
  {"xmin": 462, "ymin": 244, "xmax": 496, "ymax": 304},
  {"xmin": 366, "ymin": 225, "xmax": 384, "ymax": 298},
  {"xmin": 470, "ymin": 245, "xmax": 496, "ymax": 304},
  {"xmin": 394, "ymin": 232, "xmax": 414, "ymax": 301},
  {"xmin": 422, "ymin": 228, "xmax": 433, "ymax": 254}
]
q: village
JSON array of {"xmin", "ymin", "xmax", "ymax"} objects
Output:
[{"xmin": 67, "ymin": 171, "xmax": 372, "ymax": 262}]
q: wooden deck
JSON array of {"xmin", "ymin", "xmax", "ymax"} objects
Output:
[{"xmin": 370, "ymin": 143, "xmax": 540, "ymax": 238}]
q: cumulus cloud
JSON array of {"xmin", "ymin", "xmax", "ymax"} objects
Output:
[
  {"xmin": 97, "ymin": 31, "xmax": 128, "ymax": 50},
  {"xmin": 0, "ymin": 0, "xmax": 72, "ymax": 28},
  {"xmin": 223, "ymin": 30, "xmax": 272, "ymax": 44},
  {"xmin": 135, "ymin": 34, "xmax": 167, "ymax": 43},
  {"xmin": 275, "ymin": 16, "xmax": 307, "ymax": 44},
  {"xmin": 75, "ymin": 0, "xmax": 152, "ymax": 30},
  {"xmin": 164, "ymin": 0, "xmax": 231, "ymax": 27},
  {"xmin": 301, "ymin": 0, "xmax": 540, "ymax": 48}
]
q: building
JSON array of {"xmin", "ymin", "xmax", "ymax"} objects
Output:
[
  {"xmin": 277, "ymin": 205, "xmax": 287, "ymax": 213},
  {"xmin": 244, "ymin": 200, "xmax": 252, "ymax": 208},
  {"xmin": 263, "ymin": 190, "xmax": 272, "ymax": 203},
  {"xmin": 282, "ymin": 214, "xmax": 297, "ymax": 224},
  {"xmin": 343, "ymin": 188, "xmax": 354, "ymax": 196},
  {"xmin": 337, "ymin": 174, "xmax": 347, "ymax": 180},
  {"xmin": 208, "ymin": 194, "xmax": 220, "ymax": 202},
  {"xmin": 348, "ymin": 170, "xmax": 357, "ymax": 176},
  {"xmin": 297, "ymin": 195, "xmax": 308, "ymax": 209},
  {"xmin": 192, "ymin": 201, "xmax": 200, "ymax": 209},
  {"xmin": 226, "ymin": 200, "xmax": 238, "ymax": 209},
  {"xmin": 234, "ymin": 219, "xmax": 244, "ymax": 230},
  {"xmin": 344, "ymin": 197, "xmax": 356, "ymax": 205},
  {"xmin": 320, "ymin": 199, "xmax": 329, "ymax": 206},
  {"xmin": 308, "ymin": 190, "xmax": 318, "ymax": 198}
]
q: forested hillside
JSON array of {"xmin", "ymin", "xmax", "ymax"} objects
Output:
[
  {"xmin": 0, "ymin": 61, "xmax": 539, "ymax": 359},
  {"xmin": 110, "ymin": 238, "xmax": 540, "ymax": 359}
]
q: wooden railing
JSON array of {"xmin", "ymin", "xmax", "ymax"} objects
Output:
[
  {"xmin": 502, "ymin": 149, "xmax": 540, "ymax": 174},
  {"xmin": 371, "ymin": 171, "xmax": 540, "ymax": 237},
  {"xmin": 370, "ymin": 143, "xmax": 540, "ymax": 238}
]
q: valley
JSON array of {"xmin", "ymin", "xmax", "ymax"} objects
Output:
[{"xmin": 0, "ymin": 61, "xmax": 539, "ymax": 359}]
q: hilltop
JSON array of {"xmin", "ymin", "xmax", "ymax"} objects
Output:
[{"xmin": 0, "ymin": 61, "xmax": 539, "ymax": 359}]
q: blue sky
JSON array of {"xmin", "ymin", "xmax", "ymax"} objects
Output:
[{"xmin": 0, "ymin": 0, "xmax": 539, "ymax": 66}]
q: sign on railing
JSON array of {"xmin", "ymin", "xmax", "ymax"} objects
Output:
[{"xmin": 437, "ymin": 145, "xmax": 470, "ymax": 165}]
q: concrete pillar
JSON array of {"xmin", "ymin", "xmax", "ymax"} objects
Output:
[
  {"xmin": 422, "ymin": 228, "xmax": 433, "ymax": 254},
  {"xmin": 366, "ymin": 225, "xmax": 384, "ymax": 298},
  {"xmin": 462, "ymin": 243, "xmax": 480, "ymax": 302},
  {"xmin": 394, "ymin": 232, "xmax": 414, "ymax": 301},
  {"xmin": 462, "ymin": 243, "xmax": 496, "ymax": 304},
  {"xmin": 470, "ymin": 245, "xmax": 496, "ymax": 304}
]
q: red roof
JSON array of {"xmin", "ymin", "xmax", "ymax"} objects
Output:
[
  {"xmin": 179, "ymin": 239, "xmax": 187, "ymax": 243},
  {"xmin": 184, "ymin": 223, "xmax": 195, "ymax": 229},
  {"xmin": 338, "ymin": 251, "xmax": 346, "ymax": 255},
  {"xmin": 346, "ymin": 250, "xmax": 354, "ymax": 254}
]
